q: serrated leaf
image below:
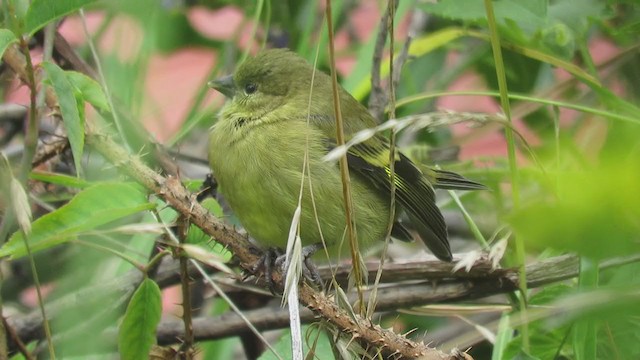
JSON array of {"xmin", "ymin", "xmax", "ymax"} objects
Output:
[
  {"xmin": 421, "ymin": 0, "xmax": 548, "ymax": 32},
  {"xmin": 66, "ymin": 71, "xmax": 110, "ymax": 111},
  {"xmin": 0, "ymin": 29, "xmax": 18, "ymax": 60},
  {"xmin": 1, "ymin": 183, "xmax": 154, "ymax": 259},
  {"xmin": 118, "ymin": 278, "xmax": 162, "ymax": 360},
  {"xmin": 24, "ymin": 0, "xmax": 99, "ymax": 35},
  {"xmin": 42, "ymin": 62, "xmax": 85, "ymax": 176},
  {"xmin": 548, "ymin": 0, "xmax": 606, "ymax": 34},
  {"xmin": 186, "ymin": 197, "xmax": 223, "ymax": 245}
]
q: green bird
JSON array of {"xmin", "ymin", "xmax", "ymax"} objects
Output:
[{"xmin": 208, "ymin": 49, "xmax": 484, "ymax": 263}]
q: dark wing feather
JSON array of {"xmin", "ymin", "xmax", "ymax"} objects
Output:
[
  {"xmin": 346, "ymin": 143, "xmax": 453, "ymax": 261},
  {"xmin": 431, "ymin": 169, "xmax": 488, "ymax": 191},
  {"xmin": 390, "ymin": 220, "xmax": 413, "ymax": 242}
]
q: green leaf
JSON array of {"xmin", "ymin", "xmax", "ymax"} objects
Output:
[
  {"xmin": 42, "ymin": 62, "xmax": 85, "ymax": 176},
  {"xmin": 186, "ymin": 197, "xmax": 223, "ymax": 245},
  {"xmin": 118, "ymin": 278, "xmax": 162, "ymax": 360},
  {"xmin": 258, "ymin": 326, "xmax": 333, "ymax": 360},
  {"xmin": 24, "ymin": 0, "xmax": 99, "ymax": 35},
  {"xmin": 0, "ymin": 183, "xmax": 154, "ymax": 259},
  {"xmin": 0, "ymin": 29, "xmax": 18, "ymax": 60},
  {"xmin": 508, "ymin": 161, "xmax": 640, "ymax": 260},
  {"xmin": 504, "ymin": 333, "xmax": 559, "ymax": 360},
  {"xmin": 548, "ymin": 0, "xmax": 606, "ymax": 35},
  {"xmin": 66, "ymin": 71, "xmax": 110, "ymax": 111},
  {"xmin": 347, "ymin": 28, "xmax": 466, "ymax": 100},
  {"xmin": 492, "ymin": 313, "xmax": 513, "ymax": 360},
  {"xmin": 421, "ymin": 0, "xmax": 548, "ymax": 33},
  {"xmin": 529, "ymin": 284, "xmax": 573, "ymax": 306},
  {"xmin": 29, "ymin": 171, "xmax": 92, "ymax": 189}
]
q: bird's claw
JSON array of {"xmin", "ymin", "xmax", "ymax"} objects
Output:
[
  {"xmin": 250, "ymin": 247, "xmax": 283, "ymax": 294},
  {"xmin": 275, "ymin": 243, "xmax": 325, "ymax": 289},
  {"xmin": 252, "ymin": 244, "xmax": 325, "ymax": 294}
]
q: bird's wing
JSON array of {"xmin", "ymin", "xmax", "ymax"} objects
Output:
[{"xmin": 344, "ymin": 139, "xmax": 453, "ymax": 261}]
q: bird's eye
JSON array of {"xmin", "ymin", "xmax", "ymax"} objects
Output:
[{"xmin": 244, "ymin": 83, "xmax": 257, "ymax": 95}]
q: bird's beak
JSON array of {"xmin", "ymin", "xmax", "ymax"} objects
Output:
[{"xmin": 208, "ymin": 75, "xmax": 236, "ymax": 98}]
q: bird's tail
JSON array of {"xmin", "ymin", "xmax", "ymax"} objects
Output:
[{"xmin": 431, "ymin": 169, "xmax": 487, "ymax": 191}]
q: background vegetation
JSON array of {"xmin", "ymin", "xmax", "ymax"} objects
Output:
[{"xmin": 0, "ymin": 0, "xmax": 639, "ymax": 359}]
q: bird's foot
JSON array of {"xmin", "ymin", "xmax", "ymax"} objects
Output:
[
  {"xmin": 250, "ymin": 244, "xmax": 325, "ymax": 294},
  {"xmin": 275, "ymin": 243, "xmax": 325, "ymax": 290},
  {"xmin": 250, "ymin": 247, "xmax": 283, "ymax": 294},
  {"xmin": 197, "ymin": 173, "xmax": 218, "ymax": 201}
]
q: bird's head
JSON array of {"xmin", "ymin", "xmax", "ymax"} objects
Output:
[{"xmin": 209, "ymin": 49, "xmax": 327, "ymax": 120}]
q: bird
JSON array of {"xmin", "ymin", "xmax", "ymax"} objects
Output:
[{"xmin": 208, "ymin": 48, "xmax": 484, "ymax": 264}]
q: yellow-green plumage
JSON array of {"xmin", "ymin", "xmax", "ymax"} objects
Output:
[{"xmin": 208, "ymin": 49, "xmax": 484, "ymax": 261}]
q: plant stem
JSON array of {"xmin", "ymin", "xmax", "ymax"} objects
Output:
[
  {"xmin": 325, "ymin": 0, "xmax": 364, "ymax": 312},
  {"xmin": 483, "ymin": 0, "xmax": 529, "ymax": 351}
]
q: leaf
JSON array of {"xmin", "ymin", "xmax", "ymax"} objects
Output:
[
  {"xmin": 30, "ymin": 171, "xmax": 92, "ymax": 189},
  {"xmin": 258, "ymin": 326, "xmax": 333, "ymax": 360},
  {"xmin": 492, "ymin": 314, "xmax": 513, "ymax": 360},
  {"xmin": 0, "ymin": 29, "xmax": 17, "ymax": 60},
  {"xmin": 66, "ymin": 71, "xmax": 110, "ymax": 111},
  {"xmin": 42, "ymin": 62, "xmax": 85, "ymax": 176},
  {"xmin": 509, "ymin": 163, "xmax": 640, "ymax": 259},
  {"xmin": 186, "ymin": 197, "xmax": 223, "ymax": 245},
  {"xmin": 118, "ymin": 278, "xmax": 162, "ymax": 360},
  {"xmin": 181, "ymin": 244, "xmax": 234, "ymax": 275},
  {"xmin": 10, "ymin": 178, "xmax": 32, "ymax": 235},
  {"xmin": 420, "ymin": 0, "xmax": 548, "ymax": 33},
  {"xmin": 504, "ymin": 333, "xmax": 558, "ymax": 360},
  {"xmin": 24, "ymin": 0, "xmax": 99, "ymax": 35},
  {"xmin": 548, "ymin": 0, "xmax": 606, "ymax": 35},
  {"xmin": 529, "ymin": 284, "xmax": 573, "ymax": 306},
  {"xmin": 0, "ymin": 183, "xmax": 154, "ymax": 259},
  {"xmin": 347, "ymin": 28, "xmax": 466, "ymax": 100}
]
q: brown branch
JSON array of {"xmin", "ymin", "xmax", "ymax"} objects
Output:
[
  {"xmin": 31, "ymin": 138, "xmax": 69, "ymax": 168},
  {"xmin": 52, "ymin": 31, "xmax": 98, "ymax": 79},
  {"xmin": 175, "ymin": 215, "xmax": 195, "ymax": 358}
]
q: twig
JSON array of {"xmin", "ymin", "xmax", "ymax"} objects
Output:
[
  {"xmin": 325, "ymin": 0, "xmax": 366, "ymax": 316},
  {"xmin": 3, "ymin": 316, "xmax": 33, "ymax": 360},
  {"xmin": 31, "ymin": 138, "xmax": 70, "ymax": 167},
  {"xmin": 371, "ymin": 0, "xmax": 399, "ymax": 319},
  {"xmin": 368, "ymin": 1, "xmax": 398, "ymax": 120},
  {"xmin": 175, "ymin": 215, "xmax": 195, "ymax": 358},
  {"xmin": 52, "ymin": 31, "xmax": 98, "ymax": 78}
]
